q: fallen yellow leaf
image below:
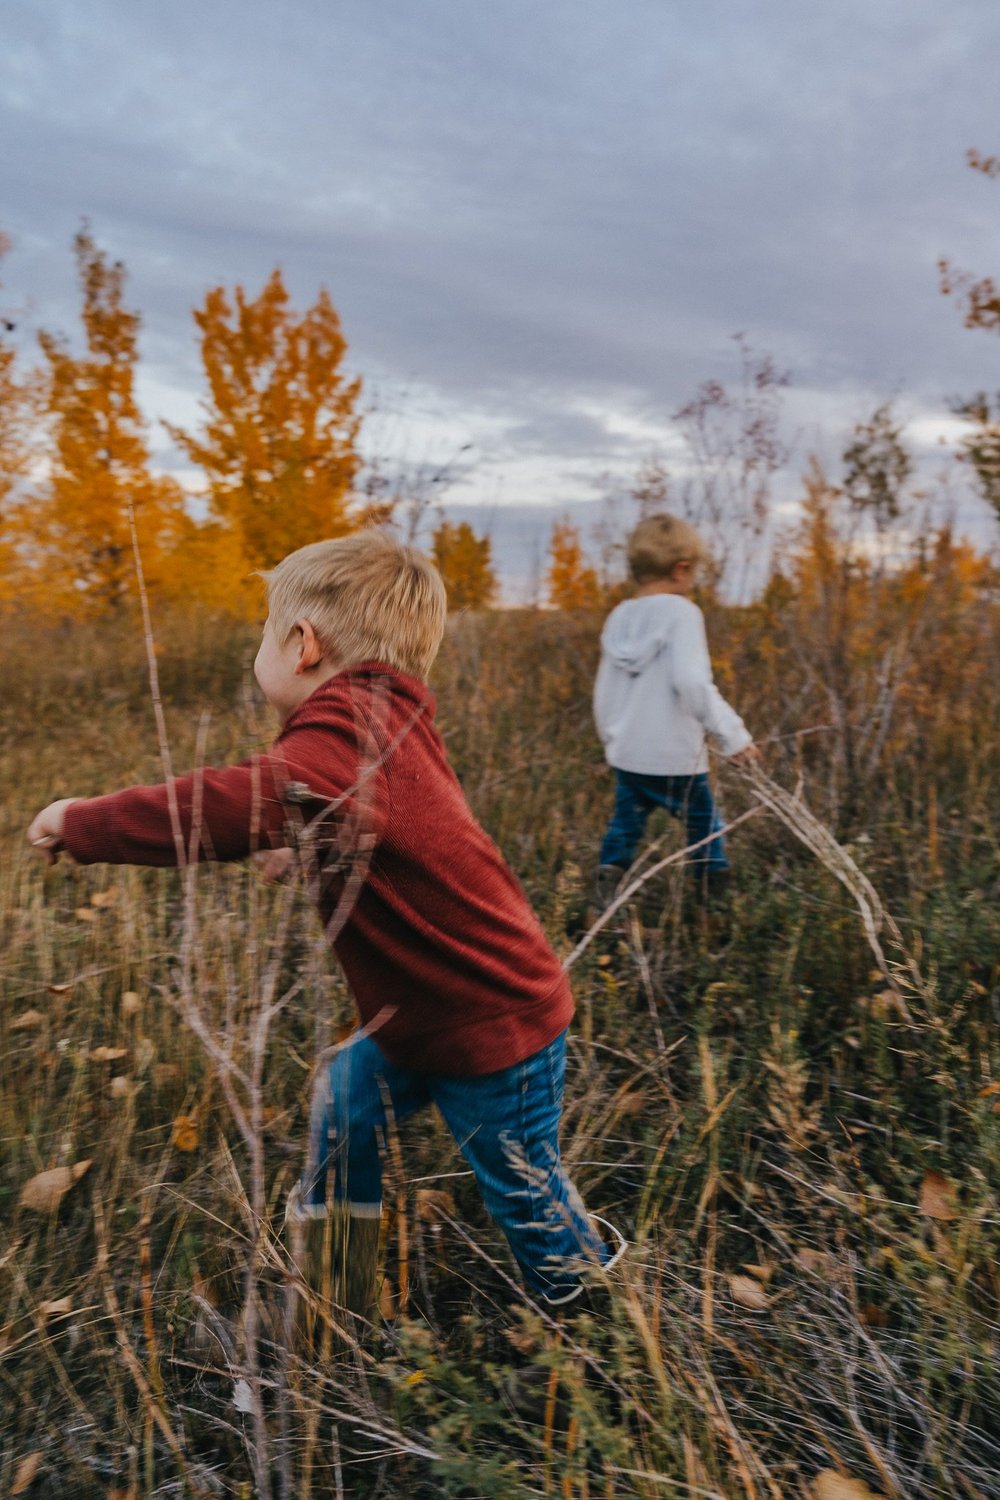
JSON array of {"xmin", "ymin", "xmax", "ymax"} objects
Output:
[
  {"xmin": 38, "ymin": 1296, "xmax": 74, "ymax": 1321},
  {"xmin": 89, "ymin": 887, "xmax": 119, "ymax": 908},
  {"xmin": 728, "ymin": 1274, "xmax": 770, "ymax": 1311},
  {"xmin": 811, "ymin": 1468, "xmax": 885, "ymax": 1500},
  {"xmin": 47, "ymin": 983, "xmax": 73, "ymax": 995},
  {"xmin": 109, "ymin": 1075, "xmax": 132, "ymax": 1099},
  {"xmin": 793, "ymin": 1247, "xmax": 838, "ymax": 1277},
  {"xmin": 171, "ymin": 1114, "xmax": 200, "ymax": 1152},
  {"xmin": 11, "ymin": 1010, "xmax": 45, "ymax": 1030},
  {"xmin": 121, "ymin": 991, "xmax": 142, "ymax": 1016},
  {"xmin": 19, "ymin": 1160, "xmax": 93, "ymax": 1213},
  {"xmin": 741, "ymin": 1262, "xmax": 774, "ymax": 1284},
  {"xmin": 74, "ymin": 907, "xmax": 98, "ymax": 923},
  {"xmin": 88, "ymin": 1046, "xmax": 128, "ymax": 1063},
  {"xmin": 918, "ymin": 1169, "xmax": 958, "ymax": 1222},
  {"xmin": 11, "ymin": 1450, "xmax": 43, "ymax": 1495}
]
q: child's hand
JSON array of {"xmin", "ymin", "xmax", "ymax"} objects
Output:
[
  {"xmin": 27, "ymin": 799, "xmax": 80, "ymax": 863},
  {"xmin": 252, "ymin": 847, "xmax": 296, "ymax": 883},
  {"xmin": 729, "ymin": 743, "xmax": 761, "ymax": 766}
]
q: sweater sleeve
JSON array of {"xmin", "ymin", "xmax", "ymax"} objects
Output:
[
  {"xmin": 671, "ymin": 603, "xmax": 753, "ymax": 757},
  {"xmin": 61, "ymin": 721, "xmax": 382, "ymax": 868}
]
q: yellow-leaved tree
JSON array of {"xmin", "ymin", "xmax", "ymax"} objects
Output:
[
  {"xmin": 431, "ymin": 519, "xmax": 497, "ymax": 609},
  {"xmin": 18, "ymin": 229, "xmax": 185, "ymax": 613},
  {"xmin": 168, "ymin": 269, "xmax": 362, "ymax": 574},
  {"xmin": 547, "ymin": 518, "xmax": 599, "ymax": 609}
]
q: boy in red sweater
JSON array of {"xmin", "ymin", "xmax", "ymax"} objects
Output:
[{"xmin": 28, "ymin": 530, "xmax": 623, "ymax": 1316}]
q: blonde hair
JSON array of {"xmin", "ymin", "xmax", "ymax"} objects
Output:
[
  {"xmin": 627, "ymin": 512, "xmax": 708, "ymax": 583},
  {"xmin": 264, "ymin": 529, "xmax": 447, "ymax": 680}
]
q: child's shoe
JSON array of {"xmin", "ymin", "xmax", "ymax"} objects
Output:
[
  {"xmin": 502, "ymin": 1215, "xmax": 627, "ymax": 1428},
  {"xmin": 594, "ymin": 863, "xmax": 626, "ymax": 908}
]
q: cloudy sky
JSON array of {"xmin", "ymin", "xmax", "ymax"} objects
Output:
[{"xmin": 3, "ymin": 0, "xmax": 999, "ymax": 591}]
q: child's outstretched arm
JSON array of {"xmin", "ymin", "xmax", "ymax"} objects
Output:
[{"xmin": 26, "ymin": 715, "xmax": 385, "ymax": 870}]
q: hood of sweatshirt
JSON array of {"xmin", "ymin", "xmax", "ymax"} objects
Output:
[{"xmin": 600, "ymin": 596, "xmax": 684, "ymax": 675}]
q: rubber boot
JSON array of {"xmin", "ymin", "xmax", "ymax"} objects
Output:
[{"xmin": 286, "ymin": 1187, "xmax": 382, "ymax": 1358}]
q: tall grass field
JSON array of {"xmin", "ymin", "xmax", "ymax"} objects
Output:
[{"xmin": 1, "ymin": 559, "xmax": 998, "ymax": 1498}]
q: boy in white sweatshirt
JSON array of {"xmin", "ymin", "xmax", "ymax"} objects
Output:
[{"xmin": 593, "ymin": 513, "xmax": 758, "ymax": 905}]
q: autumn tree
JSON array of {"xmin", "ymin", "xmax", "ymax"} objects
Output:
[
  {"xmin": 26, "ymin": 228, "xmax": 184, "ymax": 612},
  {"xmin": 547, "ymin": 518, "xmax": 600, "ymax": 609},
  {"xmin": 168, "ymin": 269, "xmax": 362, "ymax": 570},
  {"xmin": 939, "ymin": 148, "xmax": 1000, "ymax": 521},
  {"xmin": 431, "ymin": 518, "xmax": 496, "ymax": 609}
]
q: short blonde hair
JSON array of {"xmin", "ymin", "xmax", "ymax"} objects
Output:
[
  {"xmin": 264, "ymin": 530, "xmax": 447, "ymax": 680},
  {"xmin": 627, "ymin": 513, "xmax": 709, "ymax": 584}
]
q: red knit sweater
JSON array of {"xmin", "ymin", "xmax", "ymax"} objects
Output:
[{"xmin": 62, "ymin": 663, "xmax": 573, "ymax": 1075}]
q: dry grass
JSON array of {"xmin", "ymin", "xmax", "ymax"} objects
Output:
[{"xmin": 0, "ymin": 575, "xmax": 998, "ymax": 1498}]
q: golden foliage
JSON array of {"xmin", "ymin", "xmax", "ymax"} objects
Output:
[
  {"xmin": 546, "ymin": 518, "xmax": 599, "ymax": 610},
  {"xmin": 19, "ymin": 1160, "xmax": 92, "ymax": 1213},
  {"xmin": 22, "ymin": 230, "xmax": 187, "ymax": 613},
  {"xmin": 431, "ymin": 519, "xmax": 497, "ymax": 610},
  {"xmin": 166, "ymin": 267, "xmax": 362, "ymax": 572}
]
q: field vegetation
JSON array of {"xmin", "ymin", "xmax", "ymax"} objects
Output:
[
  {"xmin": 1, "ymin": 494, "xmax": 998, "ymax": 1498},
  {"xmin": 2, "ymin": 202, "xmax": 1000, "ymax": 1497}
]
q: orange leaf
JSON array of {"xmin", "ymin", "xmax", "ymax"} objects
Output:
[
  {"xmin": 11, "ymin": 1450, "xmax": 44, "ymax": 1495},
  {"xmin": 88, "ymin": 1046, "xmax": 128, "ymax": 1063},
  {"xmin": 38, "ymin": 1296, "xmax": 74, "ymax": 1321},
  {"xmin": 811, "ymin": 1469, "xmax": 885, "ymax": 1500},
  {"xmin": 89, "ymin": 887, "xmax": 119, "ymax": 908},
  {"xmin": 793, "ymin": 1247, "xmax": 838, "ymax": 1277},
  {"xmin": 47, "ymin": 983, "xmax": 74, "ymax": 995},
  {"xmin": 19, "ymin": 1160, "xmax": 92, "ymax": 1213},
  {"xmin": 728, "ymin": 1274, "xmax": 770, "ymax": 1311},
  {"xmin": 171, "ymin": 1114, "xmax": 200, "ymax": 1152},
  {"xmin": 74, "ymin": 907, "xmax": 97, "ymax": 922},
  {"xmin": 11, "ymin": 1010, "xmax": 45, "ymax": 1030},
  {"xmin": 918, "ymin": 1169, "xmax": 958, "ymax": 1222}
]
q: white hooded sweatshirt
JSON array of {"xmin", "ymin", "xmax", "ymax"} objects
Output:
[{"xmin": 593, "ymin": 594, "xmax": 751, "ymax": 776}]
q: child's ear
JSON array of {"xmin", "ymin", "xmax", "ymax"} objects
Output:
[{"xmin": 294, "ymin": 619, "xmax": 324, "ymax": 674}]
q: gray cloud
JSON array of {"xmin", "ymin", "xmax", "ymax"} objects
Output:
[{"xmin": 3, "ymin": 0, "xmax": 1000, "ymax": 552}]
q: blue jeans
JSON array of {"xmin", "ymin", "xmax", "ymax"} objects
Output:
[
  {"xmin": 302, "ymin": 1029, "xmax": 609, "ymax": 1300},
  {"xmin": 599, "ymin": 769, "xmax": 729, "ymax": 873}
]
